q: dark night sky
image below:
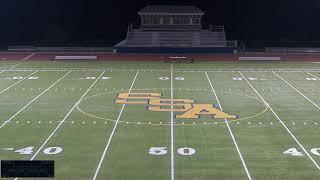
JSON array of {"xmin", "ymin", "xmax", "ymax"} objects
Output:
[{"xmin": 1, "ymin": 0, "xmax": 320, "ymax": 47}]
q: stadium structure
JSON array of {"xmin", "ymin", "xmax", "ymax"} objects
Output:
[
  {"xmin": 114, "ymin": 5, "xmax": 238, "ymax": 53},
  {"xmin": 3, "ymin": 3, "xmax": 320, "ymax": 180}
]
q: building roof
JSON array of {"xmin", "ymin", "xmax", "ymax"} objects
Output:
[{"xmin": 138, "ymin": 5, "xmax": 204, "ymax": 15}]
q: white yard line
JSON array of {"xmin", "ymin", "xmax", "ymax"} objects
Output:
[
  {"xmin": 0, "ymin": 63, "xmax": 24, "ymax": 74},
  {"xmin": 0, "ymin": 71, "xmax": 72, "ymax": 129},
  {"xmin": 92, "ymin": 71, "xmax": 139, "ymax": 180},
  {"xmin": 170, "ymin": 64, "xmax": 175, "ymax": 180},
  {"xmin": 0, "ymin": 54, "xmax": 34, "ymax": 73},
  {"xmin": 29, "ymin": 71, "xmax": 105, "ymax": 161},
  {"xmin": 307, "ymin": 72, "xmax": 320, "ymax": 80},
  {"xmin": 205, "ymin": 71, "xmax": 252, "ymax": 180},
  {"xmin": 239, "ymin": 71, "xmax": 320, "ymax": 170},
  {"xmin": 22, "ymin": 53, "xmax": 35, "ymax": 61},
  {"xmin": 0, "ymin": 71, "xmax": 38, "ymax": 95},
  {"xmin": 14, "ymin": 71, "xmax": 105, "ymax": 180},
  {"xmin": 273, "ymin": 71, "xmax": 320, "ymax": 110},
  {"xmin": 6, "ymin": 63, "xmax": 21, "ymax": 69}
]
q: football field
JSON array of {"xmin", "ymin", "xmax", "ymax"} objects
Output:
[{"xmin": 1, "ymin": 61, "xmax": 320, "ymax": 180}]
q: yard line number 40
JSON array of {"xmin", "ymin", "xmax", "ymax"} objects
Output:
[{"xmin": 14, "ymin": 146, "xmax": 62, "ymax": 155}]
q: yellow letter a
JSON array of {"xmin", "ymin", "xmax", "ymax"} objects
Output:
[{"xmin": 176, "ymin": 104, "xmax": 237, "ymax": 119}]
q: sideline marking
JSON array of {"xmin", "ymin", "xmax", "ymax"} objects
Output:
[
  {"xmin": 239, "ymin": 71, "xmax": 320, "ymax": 171},
  {"xmin": 205, "ymin": 71, "xmax": 252, "ymax": 180},
  {"xmin": 0, "ymin": 71, "xmax": 38, "ymax": 95},
  {"xmin": 273, "ymin": 71, "xmax": 320, "ymax": 110},
  {"xmin": 0, "ymin": 71, "xmax": 72, "ymax": 129},
  {"xmin": 170, "ymin": 64, "xmax": 174, "ymax": 180},
  {"xmin": 29, "ymin": 71, "xmax": 105, "ymax": 161},
  {"xmin": 5, "ymin": 68, "xmax": 320, "ymax": 73},
  {"xmin": 0, "ymin": 63, "xmax": 25, "ymax": 74},
  {"xmin": 0, "ymin": 53, "xmax": 35, "ymax": 74},
  {"xmin": 1, "ymin": 53, "xmax": 33, "ymax": 72},
  {"xmin": 92, "ymin": 71, "xmax": 139, "ymax": 180}
]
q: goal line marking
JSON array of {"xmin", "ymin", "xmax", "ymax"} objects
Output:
[
  {"xmin": 239, "ymin": 71, "xmax": 320, "ymax": 171},
  {"xmin": 205, "ymin": 71, "xmax": 252, "ymax": 180},
  {"xmin": 92, "ymin": 71, "xmax": 139, "ymax": 180}
]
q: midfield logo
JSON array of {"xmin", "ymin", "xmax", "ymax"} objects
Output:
[{"xmin": 115, "ymin": 93, "xmax": 237, "ymax": 119}]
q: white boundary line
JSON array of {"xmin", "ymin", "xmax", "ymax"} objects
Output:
[
  {"xmin": 0, "ymin": 53, "xmax": 33, "ymax": 74},
  {"xmin": 170, "ymin": 64, "xmax": 175, "ymax": 180},
  {"xmin": 22, "ymin": 53, "xmax": 35, "ymax": 61},
  {"xmin": 239, "ymin": 71, "xmax": 320, "ymax": 170},
  {"xmin": 5, "ymin": 68, "xmax": 320, "ymax": 73},
  {"xmin": 0, "ymin": 70, "xmax": 72, "ymax": 129},
  {"xmin": 205, "ymin": 71, "xmax": 252, "ymax": 180},
  {"xmin": 92, "ymin": 71, "xmax": 139, "ymax": 180},
  {"xmin": 0, "ymin": 71, "xmax": 38, "ymax": 95},
  {"xmin": 0, "ymin": 63, "xmax": 25, "ymax": 74},
  {"xmin": 273, "ymin": 71, "xmax": 320, "ymax": 110},
  {"xmin": 29, "ymin": 71, "xmax": 105, "ymax": 160},
  {"xmin": 0, "ymin": 54, "xmax": 35, "ymax": 73}
]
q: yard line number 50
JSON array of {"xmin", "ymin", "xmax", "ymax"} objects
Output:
[{"xmin": 149, "ymin": 147, "xmax": 195, "ymax": 156}]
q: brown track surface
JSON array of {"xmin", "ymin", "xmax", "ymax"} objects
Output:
[{"xmin": 0, "ymin": 52, "xmax": 320, "ymax": 61}]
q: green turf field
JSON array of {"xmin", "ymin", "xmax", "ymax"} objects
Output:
[{"xmin": 1, "ymin": 61, "xmax": 320, "ymax": 180}]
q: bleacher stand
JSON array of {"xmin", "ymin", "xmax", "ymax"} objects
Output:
[{"xmin": 114, "ymin": 5, "xmax": 237, "ymax": 54}]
